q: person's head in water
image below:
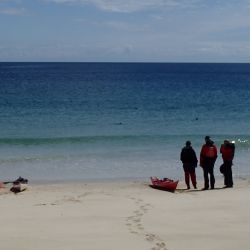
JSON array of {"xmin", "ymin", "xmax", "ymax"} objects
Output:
[{"xmin": 186, "ymin": 140, "xmax": 191, "ymax": 147}]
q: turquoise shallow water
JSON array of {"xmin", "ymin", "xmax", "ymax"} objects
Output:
[{"xmin": 0, "ymin": 63, "xmax": 249, "ymax": 181}]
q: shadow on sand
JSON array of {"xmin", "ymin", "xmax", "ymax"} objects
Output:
[
  {"xmin": 149, "ymin": 185, "xmax": 176, "ymax": 193},
  {"xmin": 149, "ymin": 185, "xmax": 226, "ymax": 194},
  {"xmin": 176, "ymin": 187, "xmax": 225, "ymax": 193}
]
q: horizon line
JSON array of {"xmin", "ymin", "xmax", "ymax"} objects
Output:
[{"xmin": 1, "ymin": 61, "xmax": 250, "ymax": 64}]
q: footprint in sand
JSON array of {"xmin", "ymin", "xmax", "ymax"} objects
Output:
[
  {"xmin": 64, "ymin": 196, "xmax": 81, "ymax": 203},
  {"xmin": 34, "ymin": 203, "xmax": 47, "ymax": 206},
  {"xmin": 125, "ymin": 195, "xmax": 169, "ymax": 250},
  {"xmin": 145, "ymin": 233, "xmax": 156, "ymax": 242},
  {"xmin": 77, "ymin": 192, "xmax": 91, "ymax": 199},
  {"xmin": 135, "ymin": 209, "xmax": 144, "ymax": 214},
  {"xmin": 151, "ymin": 241, "xmax": 168, "ymax": 250},
  {"xmin": 136, "ymin": 223, "xmax": 144, "ymax": 230}
]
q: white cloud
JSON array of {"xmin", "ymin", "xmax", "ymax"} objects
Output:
[
  {"xmin": 0, "ymin": 7, "xmax": 25, "ymax": 15},
  {"xmin": 74, "ymin": 17, "xmax": 148, "ymax": 31},
  {"xmin": 49, "ymin": 0, "xmax": 202, "ymax": 13},
  {"xmin": 47, "ymin": 0, "xmax": 250, "ymax": 14},
  {"xmin": 0, "ymin": 0, "xmax": 26, "ymax": 15},
  {"xmin": 0, "ymin": 0, "xmax": 23, "ymax": 3}
]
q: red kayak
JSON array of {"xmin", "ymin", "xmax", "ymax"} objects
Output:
[{"xmin": 150, "ymin": 177, "xmax": 179, "ymax": 192}]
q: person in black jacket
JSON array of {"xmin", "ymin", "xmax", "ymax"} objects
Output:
[{"xmin": 180, "ymin": 141, "xmax": 198, "ymax": 189}]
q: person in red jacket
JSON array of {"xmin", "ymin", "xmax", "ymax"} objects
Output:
[
  {"xmin": 220, "ymin": 140, "xmax": 235, "ymax": 188},
  {"xmin": 200, "ymin": 136, "xmax": 217, "ymax": 190}
]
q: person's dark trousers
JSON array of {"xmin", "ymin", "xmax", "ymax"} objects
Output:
[
  {"xmin": 224, "ymin": 160, "xmax": 233, "ymax": 187},
  {"xmin": 184, "ymin": 171, "xmax": 197, "ymax": 189},
  {"xmin": 203, "ymin": 165, "xmax": 215, "ymax": 189},
  {"xmin": 183, "ymin": 164, "xmax": 197, "ymax": 189}
]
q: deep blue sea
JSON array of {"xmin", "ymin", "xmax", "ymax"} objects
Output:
[{"xmin": 0, "ymin": 62, "xmax": 249, "ymax": 181}]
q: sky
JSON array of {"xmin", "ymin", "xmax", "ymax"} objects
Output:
[{"xmin": 0, "ymin": 0, "xmax": 250, "ymax": 62}]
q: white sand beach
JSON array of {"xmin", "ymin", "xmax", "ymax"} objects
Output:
[{"xmin": 0, "ymin": 179, "xmax": 250, "ymax": 250}]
